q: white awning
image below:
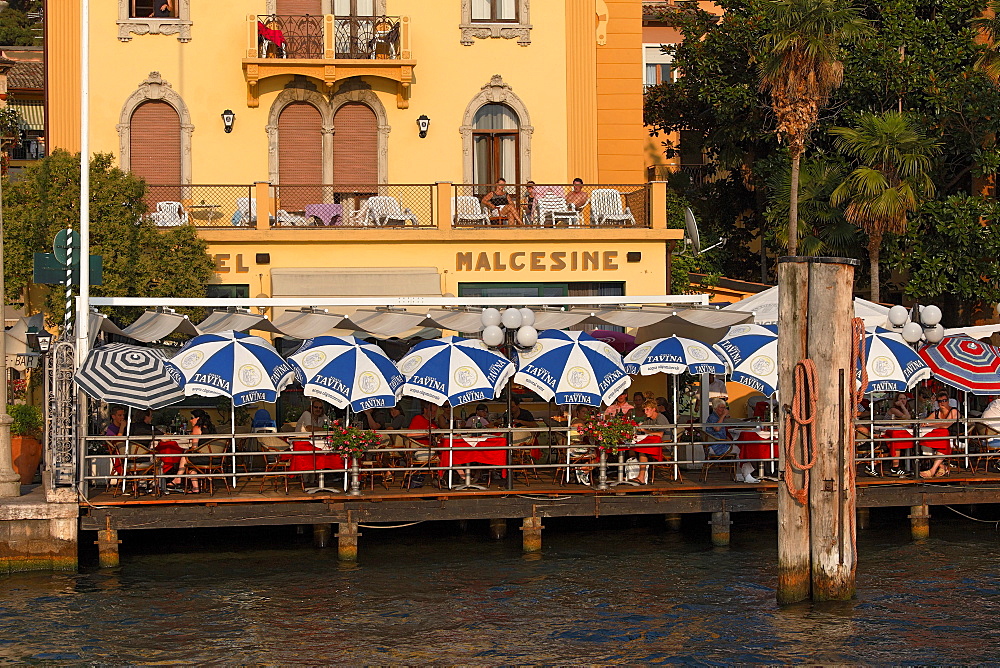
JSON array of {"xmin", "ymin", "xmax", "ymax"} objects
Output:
[
  {"xmin": 196, "ymin": 310, "xmax": 283, "ymax": 335},
  {"xmin": 270, "ymin": 310, "xmax": 348, "ymax": 339},
  {"xmin": 636, "ymin": 309, "xmax": 756, "ymax": 344},
  {"xmin": 121, "ymin": 311, "xmax": 199, "ymax": 342},
  {"xmin": 722, "ymin": 285, "xmax": 889, "ymax": 327}
]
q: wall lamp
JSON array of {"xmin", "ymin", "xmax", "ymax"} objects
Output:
[
  {"xmin": 25, "ymin": 327, "xmax": 53, "ymax": 354},
  {"xmin": 221, "ymin": 109, "xmax": 236, "ymax": 133},
  {"xmin": 416, "ymin": 114, "xmax": 430, "ymax": 138}
]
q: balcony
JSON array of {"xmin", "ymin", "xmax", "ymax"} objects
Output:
[
  {"xmin": 144, "ymin": 183, "xmax": 678, "ymax": 244},
  {"xmin": 242, "ymin": 14, "xmax": 414, "ymax": 109}
]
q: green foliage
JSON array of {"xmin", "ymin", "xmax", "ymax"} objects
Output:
[
  {"xmin": 7, "ymin": 403, "xmax": 41, "ymax": 437},
  {"xmin": 667, "ymin": 190, "xmax": 722, "ymax": 292},
  {"xmin": 3, "ymin": 150, "xmax": 215, "ymax": 326},
  {"xmin": 0, "ymin": 106, "xmax": 21, "ymax": 144},
  {"xmin": 890, "ymin": 195, "xmax": 1000, "ymax": 311},
  {"xmin": 0, "ymin": 7, "xmax": 40, "ymax": 46}
]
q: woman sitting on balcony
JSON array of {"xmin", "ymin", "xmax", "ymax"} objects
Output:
[{"xmin": 482, "ymin": 178, "xmax": 522, "ymax": 226}]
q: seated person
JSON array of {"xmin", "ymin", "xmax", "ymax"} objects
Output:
[
  {"xmin": 406, "ymin": 401, "xmax": 439, "ymax": 488},
  {"xmin": 885, "ymin": 393, "xmax": 913, "ymax": 476},
  {"xmin": 978, "ymin": 396, "xmax": 1000, "ymax": 451},
  {"xmin": 565, "ymin": 178, "xmax": 589, "ymax": 210},
  {"xmin": 918, "ymin": 392, "xmax": 957, "ymax": 478},
  {"xmin": 633, "ymin": 400, "xmax": 670, "ymax": 484},
  {"xmin": 705, "ymin": 398, "xmax": 757, "ymax": 483},
  {"xmin": 296, "ymin": 400, "xmax": 329, "ymax": 433},
  {"xmin": 481, "ymin": 178, "xmax": 522, "ymax": 226},
  {"xmin": 465, "ymin": 403, "xmax": 492, "ymax": 430},
  {"xmin": 604, "ymin": 393, "xmax": 634, "ymax": 418},
  {"xmin": 129, "ymin": 409, "xmax": 164, "ymax": 437}
]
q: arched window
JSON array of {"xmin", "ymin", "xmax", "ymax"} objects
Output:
[
  {"xmin": 278, "ymin": 102, "xmax": 323, "ymax": 209},
  {"xmin": 333, "ymin": 102, "xmax": 377, "ymax": 188},
  {"xmin": 473, "ymin": 103, "xmax": 519, "ymax": 186},
  {"xmin": 130, "ymin": 100, "xmax": 181, "ymax": 204}
]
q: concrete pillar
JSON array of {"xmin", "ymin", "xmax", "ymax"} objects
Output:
[
  {"xmin": 909, "ymin": 504, "xmax": 930, "ymax": 541},
  {"xmin": 337, "ymin": 521, "xmax": 360, "ymax": 562},
  {"xmin": 665, "ymin": 513, "xmax": 682, "ymax": 531},
  {"xmin": 521, "ymin": 516, "xmax": 543, "ymax": 553},
  {"xmin": 313, "ymin": 523, "xmax": 332, "ymax": 548},
  {"xmin": 490, "ymin": 517, "xmax": 507, "ymax": 540},
  {"xmin": 96, "ymin": 517, "xmax": 120, "ymax": 568},
  {"xmin": 857, "ymin": 507, "xmax": 870, "ymax": 530},
  {"xmin": 710, "ymin": 511, "xmax": 731, "ymax": 547}
]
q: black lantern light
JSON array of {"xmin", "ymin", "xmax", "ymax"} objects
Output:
[
  {"xmin": 221, "ymin": 109, "xmax": 236, "ymax": 133},
  {"xmin": 416, "ymin": 114, "xmax": 430, "ymax": 138}
]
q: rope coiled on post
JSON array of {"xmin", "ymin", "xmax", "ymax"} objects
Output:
[{"xmin": 782, "ymin": 359, "xmax": 818, "ymax": 505}]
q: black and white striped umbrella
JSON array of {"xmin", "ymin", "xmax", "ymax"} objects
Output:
[{"xmin": 74, "ymin": 343, "xmax": 185, "ymax": 409}]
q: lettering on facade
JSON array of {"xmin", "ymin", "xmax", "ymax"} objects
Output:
[
  {"xmin": 213, "ymin": 253, "xmax": 251, "ymax": 274},
  {"xmin": 455, "ymin": 251, "xmax": 619, "ymax": 272}
]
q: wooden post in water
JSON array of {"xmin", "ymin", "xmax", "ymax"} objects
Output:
[
  {"xmin": 96, "ymin": 516, "xmax": 120, "ymax": 568},
  {"xmin": 313, "ymin": 523, "xmax": 332, "ymax": 548},
  {"xmin": 777, "ymin": 258, "xmax": 811, "ymax": 604},
  {"xmin": 337, "ymin": 518, "xmax": 360, "ymax": 562},
  {"xmin": 806, "ymin": 259, "xmax": 857, "ymax": 601},
  {"xmin": 521, "ymin": 516, "xmax": 543, "ymax": 553},
  {"xmin": 490, "ymin": 517, "xmax": 508, "ymax": 540},
  {"xmin": 857, "ymin": 507, "xmax": 870, "ymax": 530},
  {"xmin": 910, "ymin": 504, "xmax": 930, "ymax": 540},
  {"xmin": 665, "ymin": 513, "xmax": 682, "ymax": 531},
  {"xmin": 710, "ymin": 511, "xmax": 731, "ymax": 547}
]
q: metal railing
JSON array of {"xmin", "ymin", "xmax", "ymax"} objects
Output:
[
  {"xmin": 334, "ymin": 15, "xmax": 402, "ymax": 59},
  {"xmin": 256, "ymin": 14, "xmax": 325, "ymax": 58},
  {"xmin": 145, "ymin": 185, "xmax": 255, "ymax": 228},
  {"xmin": 452, "ymin": 183, "xmax": 651, "ymax": 229},
  {"xmin": 271, "ymin": 184, "xmax": 435, "ymax": 228},
  {"xmin": 253, "ymin": 14, "xmax": 404, "ymax": 60}
]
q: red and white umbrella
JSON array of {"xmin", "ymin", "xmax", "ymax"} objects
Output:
[{"xmin": 918, "ymin": 335, "xmax": 1000, "ymax": 395}]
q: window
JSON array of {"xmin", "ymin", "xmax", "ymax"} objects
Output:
[
  {"xmin": 471, "ymin": 0, "xmax": 516, "ymax": 22},
  {"xmin": 206, "ymin": 285, "xmax": 250, "ymax": 299},
  {"xmin": 460, "ymin": 0, "xmax": 531, "ymax": 45},
  {"xmin": 118, "ymin": 0, "xmax": 190, "ymax": 41},
  {"xmin": 643, "ymin": 44, "xmax": 675, "ymax": 87},
  {"xmin": 473, "ymin": 103, "xmax": 519, "ymax": 187},
  {"xmin": 460, "ymin": 283, "xmax": 567, "ymax": 298},
  {"xmin": 334, "ymin": 0, "xmax": 374, "ymax": 15}
]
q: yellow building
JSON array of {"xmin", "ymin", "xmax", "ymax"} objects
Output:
[{"xmin": 46, "ymin": 0, "xmax": 682, "ymax": 303}]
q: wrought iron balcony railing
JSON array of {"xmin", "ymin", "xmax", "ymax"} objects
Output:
[{"xmin": 254, "ymin": 14, "xmax": 403, "ymax": 60}]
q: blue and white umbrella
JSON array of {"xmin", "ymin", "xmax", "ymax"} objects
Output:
[
  {"xmin": 712, "ymin": 324, "xmax": 779, "ymax": 397},
  {"xmin": 288, "ymin": 336, "xmax": 404, "ymax": 411},
  {"xmin": 396, "ymin": 336, "xmax": 515, "ymax": 406},
  {"xmin": 860, "ymin": 327, "xmax": 931, "ymax": 393},
  {"xmin": 623, "ymin": 335, "xmax": 726, "ymax": 376},
  {"xmin": 165, "ymin": 330, "xmax": 294, "ymax": 406},
  {"xmin": 514, "ymin": 330, "xmax": 631, "ymax": 407}
]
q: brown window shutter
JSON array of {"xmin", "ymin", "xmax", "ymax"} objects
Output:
[
  {"xmin": 276, "ymin": 0, "xmax": 322, "ymax": 14},
  {"xmin": 332, "ymin": 102, "xmax": 377, "ymax": 188},
  {"xmin": 278, "ymin": 102, "xmax": 323, "ymax": 209},
  {"xmin": 130, "ymin": 101, "xmax": 181, "ymax": 207}
]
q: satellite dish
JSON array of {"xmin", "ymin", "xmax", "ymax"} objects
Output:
[{"xmin": 684, "ymin": 207, "xmax": 701, "ymax": 254}]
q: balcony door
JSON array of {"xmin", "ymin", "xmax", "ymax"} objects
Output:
[
  {"xmin": 473, "ymin": 103, "xmax": 519, "ymax": 191},
  {"xmin": 278, "ymin": 102, "xmax": 323, "ymax": 210},
  {"xmin": 130, "ymin": 100, "xmax": 181, "ymax": 207}
]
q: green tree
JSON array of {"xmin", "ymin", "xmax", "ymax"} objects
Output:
[
  {"xmin": 889, "ymin": 194, "xmax": 1000, "ymax": 323},
  {"xmin": 830, "ymin": 111, "xmax": 939, "ymax": 303},
  {"xmin": 757, "ymin": 0, "xmax": 870, "ymax": 256},
  {"xmin": 3, "ymin": 150, "xmax": 215, "ymax": 326},
  {"xmin": 0, "ymin": 8, "xmax": 40, "ymax": 46}
]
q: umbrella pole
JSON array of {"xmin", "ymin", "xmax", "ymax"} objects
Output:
[
  {"xmin": 122, "ymin": 406, "xmax": 132, "ymax": 494},
  {"xmin": 231, "ymin": 401, "xmax": 236, "ymax": 489},
  {"xmin": 964, "ymin": 391, "xmax": 969, "ymax": 470}
]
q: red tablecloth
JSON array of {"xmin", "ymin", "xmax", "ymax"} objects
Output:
[
  {"xmin": 284, "ymin": 440, "xmax": 346, "ymax": 472},
  {"xmin": 735, "ymin": 429, "xmax": 776, "ymax": 461},
  {"xmin": 631, "ymin": 433, "xmax": 663, "ymax": 458},
  {"xmin": 441, "ymin": 437, "xmax": 508, "ymax": 476},
  {"xmin": 155, "ymin": 440, "xmax": 185, "ymax": 475},
  {"xmin": 919, "ymin": 428, "xmax": 951, "ymax": 454},
  {"xmin": 882, "ymin": 429, "xmax": 914, "ymax": 457}
]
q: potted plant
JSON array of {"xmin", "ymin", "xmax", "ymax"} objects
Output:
[{"xmin": 8, "ymin": 403, "xmax": 42, "ymax": 485}]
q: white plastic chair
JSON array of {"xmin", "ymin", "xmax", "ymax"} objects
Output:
[
  {"xmin": 590, "ymin": 188, "xmax": 636, "ymax": 226},
  {"xmin": 367, "ymin": 196, "xmax": 418, "ymax": 227},
  {"xmin": 150, "ymin": 201, "xmax": 188, "ymax": 227},
  {"xmin": 344, "ymin": 199, "xmax": 371, "ymax": 227},
  {"xmin": 451, "ymin": 196, "xmax": 490, "ymax": 226},
  {"xmin": 275, "ymin": 209, "xmax": 311, "ymax": 226},
  {"xmin": 535, "ymin": 193, "xmax": 580, "ymax": 227},
  {"xmin": 233, "ymin": 198, "xmax": 255, "ymax": 226}
]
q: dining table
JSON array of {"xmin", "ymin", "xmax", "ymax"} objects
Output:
[
  {"xmin": 304, "ymin": 203, "xmax": 344, "ymax": 226},
  {"xmin": 286, "ymin": 440, "xmax": 348, "ymax": 493},
  {"xmin": 440, "ymin": 436, "xmax": 508, "ymax": 490},
  {"xmin": 730, "ymin": 427, "xmax": 778, "ymax": 475}
]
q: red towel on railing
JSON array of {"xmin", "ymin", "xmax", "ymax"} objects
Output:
[{"xmin": 257, "ymin": 21, "xmax": 286, "ymax": 47}]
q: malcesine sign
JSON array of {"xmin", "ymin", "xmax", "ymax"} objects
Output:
[{"xmin": 456, "ymin": 251, "xmax": 620, "ymax": 272}]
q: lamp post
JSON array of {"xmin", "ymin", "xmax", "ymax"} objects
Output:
[
  {"xmin": 481, "ymin": 307, "xmax": 537, "ymax": 490},
  {"xmin": 0, "ymin": 176, "xmax": 19, "ymax": 497},
  {"xmin": 888, "ymin": 304, "xmax": 944, "ymax": 347}
]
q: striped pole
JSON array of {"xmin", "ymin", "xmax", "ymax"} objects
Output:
[{"xmin": 64, "ymin": 230, "xmax": 74, "ymax": 337}]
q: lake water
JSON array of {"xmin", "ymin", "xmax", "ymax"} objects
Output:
[{"xmin": 2, "ymin": 507, "xmax": 999, "ymax": 664}]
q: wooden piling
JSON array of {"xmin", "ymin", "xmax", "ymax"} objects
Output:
[
  {"xmin": 489, "ymin": 517, "xmax": 507, "ymax": 540},
  {"xmin": 521, "ymin": 516, "xmax": 543, "ymax": 553},
  {"xmin": 776, "ymin": 258, "xmax": 811, "ymax": 604},
  {"xmin": 95, "ymin": 516, "xmax": 120, "ymax": 568},
  {"xmin": 806, "ymin": 259, "xmax": 857, "ymax": 602},
  {"xmin": 909, "ymin": 504, "xmax": 930, "ymax": 540},
  {"xmin": 337, "ymin": 520, "xmax": 360, "ymax": 562},
  {"xmin": 313, "ymin": 523, "xmax": 332, "ymax": 548},
  {"xmin": 665, "ymin": 513, "xmax": 682, "ymax": 531},
  {"xmin": 710, "ymin": 511, "xmax": 731, "ymax": 547},
  {"xmin": 857, "ymin": 507, "xmax": 870, "ymax": 530}
]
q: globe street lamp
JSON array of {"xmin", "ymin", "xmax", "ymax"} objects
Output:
[
  {"xmin": 481, "ymin": 307, "xmax": 538, "ymax": 490},
  {"xmin": 888, "ymin": 304, "xmax": 944, "ymax": 347}
]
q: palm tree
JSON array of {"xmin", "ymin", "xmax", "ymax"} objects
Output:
[
  {"xmin": 830, "ymin": 111, "xmax": 940, "ymax": 303},
  {"xmin": 972, "ymin": 2, "xmax": 1000, "ymax": 83},
  {"xmin": 758, "ymin": 0, "xmax": 870, "ymax": 256}
]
